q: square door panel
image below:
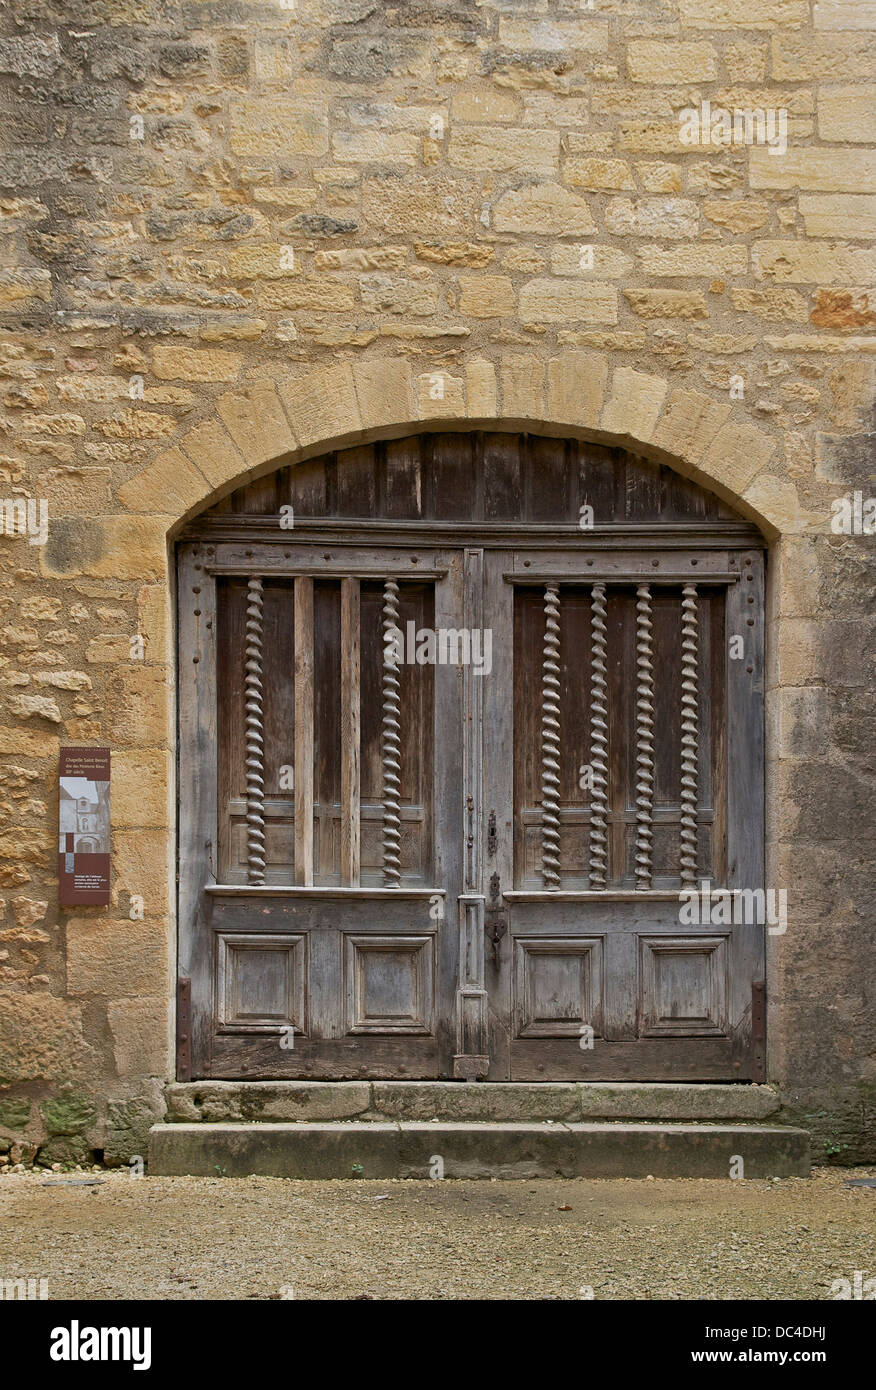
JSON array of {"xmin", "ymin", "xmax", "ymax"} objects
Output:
[
  {"xmin": 514, "ymin": 937, "xmax": 603, "ymax": 1039},
  {"xmin": 216, "ymin": 932, "xmax": 306, "ymax": 1033},
  {"xmin": 639, "ymin": 935, "xmax": 728, "ymax": 1037},
  {"xmin": 345, "ymin": 934, "xmax": 434, "ymax": 1035}
]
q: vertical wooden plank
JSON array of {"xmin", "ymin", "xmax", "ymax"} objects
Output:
[
  {"xmin": 726, "ymin": 554, "xmax": 765, "ymax": 1074},
  {"xmin": 483, "ymin": 432, "xmax": 522, "ymax": 520},
  {"xmin": 482, "ymin": 550, "xmax": 515, "ymax": 1078},
  {"xmin": 384, "ymin": 436, "xmax": 423, "ymax": 519},
  {"xmin": 341, "ymin": 577, "xmax": 361, "ymax": 886},
  {"xmin": 463, "ymin": 549, "xmax": 484, "ymax": 895},
  {"xmin": 540, "ymin": 583, "xmax": 562, "ymax": 887},
  {"xmin": 634, "ymin": 583, "xmax": 654, "ymax": 889},
  {"xmin": 433, "ymin": 550, "xmax": 466, "ymax": 1073},
  {"xmin": 294, "ymin": 576, "xmax": 314, "ymax": 886},
  {"xmin": 381, "ymin": 576, "xmax": 402, "ymax": 887},
  {"xmin": 726, "ymin": 559, "xmax": 764, "ymax": 889},
  {"xmin": 454, "ymin": 545, "xmax": 488, "ymax": 1077},
  {"xmin": 177, "ymin": 544, "xmax": 218, "ymax": 1076}
]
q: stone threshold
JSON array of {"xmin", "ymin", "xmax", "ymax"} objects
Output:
[
  {"xmin": 165, "ymin": 1080, "xmax": 784, "ymax": 1125},
  {"xmin": 149, "ymin": 1120, "xmax": 810, "ymax": 1180}
]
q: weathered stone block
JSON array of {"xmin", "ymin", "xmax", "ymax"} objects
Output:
[
  {"xmin": 493, "ymin": 182, "xmax": 596, "ymax": 235},
  {"xmin": 216, "ymin": 382, "xmax": 298, "ymax": 465},
  {"xmin": 0, "ymin": 993, "xmax": 86, "ymax": 1082},
  {"xmin": 67, "ymin": 918, "xmax": 169, "ymax": 997},
  {"xmin": 448, "ymin": 127, "xmax": 560, "ymax": 174},
  {"xmin": 280, "ymin": 363, "xmax": 363, "ymax": 450},
  {"xmin": 117, "ymin": 447, "xmax": 208, "ymax": 515},
  {"xmin": 750, "ymin": 147, "xmax": 876, "ymax": 192},
  {"xmin": 625, "ymin": 289, "xmax": 709, "ymax": 319},
  {"xmin": 519, "ymin": 279, "xmax": 617, "ymax": 324},
  {"xmin": 702, "ymin": 419, "xmax": 777, "ymax": 496},
  {"xmin": 112, "ymin": 750, "xmax": 172, "ymax": 829},
  {"xmin": 546, "ymin": 351, "xmax": 607, "ymax": 431},
  {"xmin": 41, "ymin": 517, "xmax": 170, "ymax": 581},
  {"xmin": 600, "ymin": 367, "xmax": 668, "ymax": 444},
  {"xmin": 105, "ymin": 666, "xmax": 171, "ymax": 745},
  {"xmin": 458, "ymin": 275, "xmax": 515, "ymax": 318},
  {"xmin": 466, "ymin": 359, "xmax": 498, "ymax": 418},
  {"xmin": 416, "ymin": 373, "xmax": 465, "ymax": 419},
  {"xmin": 108, "ymin": 998, "xmax": 169, "ymax": 1077},
  {"xmin": 229, "ymin": 99, "xmax": 329, "ymax": 157},
  {"xmin": 627, "ymin": 41, "xmax": 718, "ymax": 84},
  {"xmin": 753, "ymin": 240, "xmax": 876, "ymax": 285},
  {"xmin": 679, "ymin": 0, "xmax": 808, "ymax": 26},
  {"xmin": 501, "ymin": 355, "xmax": 545, "ymax": 419},
  {"xmin": 654, "ymin": 389, "xmax": 732, "ymax": 464},
  {"xmin": 563, "ymin": 158, "xmax": 633, "ymax": 190},
  {"xmin": 353, "ymin": 358, "xmax": 414, "ymax": 430}
]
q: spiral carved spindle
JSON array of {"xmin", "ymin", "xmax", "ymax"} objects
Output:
[
  {"xmin": 589, "ymin": 582, "xmax": 609, "ymax": 890},
  {"xmin": 679, "ymin": 584, "xmax": 699, "ymax": 888},
  {"xmin": 540, "ymin": 584, "xmax": 562, "ymax": 888},
  {"xmin": 244, "ymin": 576, "xmax": 266, "ymax": 885},
  {"xmin": 634, "ymin": 584, "xmax": 654, "ymax": 890},
  {"xmin": 381, "ymin": 577, "xmax": 402, "ymax": 888}
]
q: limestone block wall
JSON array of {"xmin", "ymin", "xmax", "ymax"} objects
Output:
[{"xmin": 0, "ymin": 0, "xmax": 873, "ymax": 1165}]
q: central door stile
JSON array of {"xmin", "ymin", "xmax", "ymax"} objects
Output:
[
  {"xmin": 340, "ymin": 577, "xmax": 361, "ymax": 887},
  {"xmin": 294, "ymin": 575, "xmax": 314, "ymax": 887},
  {"xmin": 453, "ymin": 548, "xmax": 489, "ymax": 1079},
  {"xmin": 481, "ymin": 549, "xmax": 514, "ymax": 1079},
  {"xmin": 432, "ymin": 550, "xmax": 466, "ymax": 1075}
]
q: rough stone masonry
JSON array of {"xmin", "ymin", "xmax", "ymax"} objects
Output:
[{"xmin": 0, "ymin": 0, "xmax": 873, "ymax": 1167}]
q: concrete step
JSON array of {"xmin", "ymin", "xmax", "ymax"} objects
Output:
[
  {"xmin": 149, "ymin": 1120, "xmax": 810, "ymax": 1180},
  {"xmin": 164, "ymin": 1080, "xmax": 783, "ymax": 1125}
]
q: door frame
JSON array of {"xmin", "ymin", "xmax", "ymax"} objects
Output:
[{"xmin": 177, "ymin": 509, "xmax": 766, "ymax": 1083}]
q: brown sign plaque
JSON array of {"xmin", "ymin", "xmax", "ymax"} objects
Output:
[{"xmin": 58, "ymin": 747, "xmax": 110, "ymax": 906}]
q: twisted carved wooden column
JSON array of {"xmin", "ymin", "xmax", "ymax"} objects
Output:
[
  {"xmin": 540, "ymin": 584, "xmax": 561, "ymax": 888},
  {"xmin": 381, "ymin": 577, "xmax": 402, "ymax": 888},
  {"xmin": 679, "ymin": 583, "xmax": 699, "ymax": 888},
  {"xmin": 589, "ymin": 582, "xmax": 609, "ymax": 890},
  {"xmin": 634, "ymin": 584, "xmax": 654, "ymax": 890},
  {"xmin": 244, "ymin": 576, "xmax": 266, "ymax": 885}
]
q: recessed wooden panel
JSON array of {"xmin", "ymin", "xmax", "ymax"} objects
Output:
[
  {"xmin": 514, "ymin": 936, "xmax": 603, "ymax": 1039},
  {"xmin": 216, "ymin": 932, "xmax": 306, "ymax": 1033},
  {"xmin": 639, "ymin": 935, "xmax": 727, "ymax": 1037},
  {"xmin": 345, "ymin": 934, "xmax": 434, "ymax": 1035},
  {"xmin": 513, "ymin": 584, "xmax": 726, "ymax": 890}
]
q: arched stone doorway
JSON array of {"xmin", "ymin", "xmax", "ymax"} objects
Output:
[{"xmin": 177, "ymin": 429, "xmax": 765, "ymax": 1083}]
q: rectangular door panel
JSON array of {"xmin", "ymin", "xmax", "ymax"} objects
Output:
[
  {"xmin": 180, "ymin": 544, "xmax": 462, "ymax": 1079},
  {"xmin": 485, "ymin": 549, "xmax": 764, "ymax": 1081}
]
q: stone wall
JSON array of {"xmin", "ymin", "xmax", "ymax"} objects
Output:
[{"xmin": 0, "ymin": 0, "xmax": 873, "ymax": 1167}]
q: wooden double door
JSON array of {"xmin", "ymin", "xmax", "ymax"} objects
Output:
[{"xmin": 177, "ymin": 431, "xmax": 765, "ymax": 1081}]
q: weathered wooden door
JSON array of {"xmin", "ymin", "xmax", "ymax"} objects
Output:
[
  {"xmin": 479, "ymin": 546, "xmax": 765, "ymax": 1081},
  {"xmin": 177, "ymin": 431, "xmax": 765, "ymax": 1081}
]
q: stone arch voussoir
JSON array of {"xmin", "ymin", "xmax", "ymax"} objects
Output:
[{"xmin": 117, "ymin": 351, "xmax": 790, "ymax": 545}]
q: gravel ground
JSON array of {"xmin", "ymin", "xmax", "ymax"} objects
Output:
[{"xmin": 1, "ymin": 1166, "xmax": 873, "ymax": 1301}]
